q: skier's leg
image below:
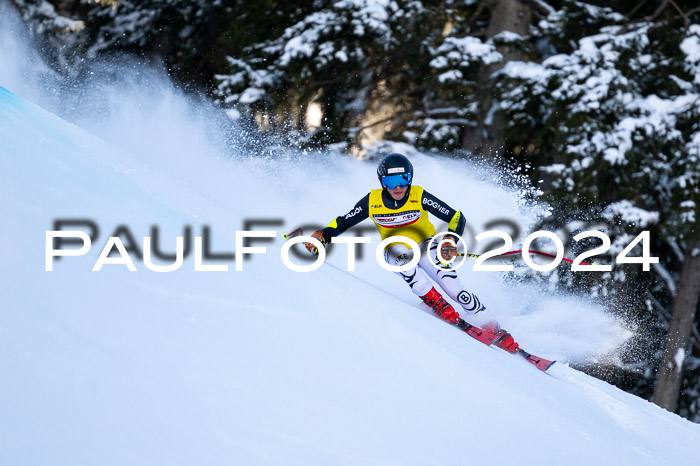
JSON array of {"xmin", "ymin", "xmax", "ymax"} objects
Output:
[
  {"xmin": 384, "ymin": 243, "xmax": 432, "ymax": 296},
  {"xmin": 417, "ymin": 239, "xmax": 497, "ymax": 328},
  {"xmin": 417, "ymin": 238, "xmax": 520, "ymax": 352},
  {"xmin": 384, "ymin": 244, "xmax": 460, "ymax": 323}
]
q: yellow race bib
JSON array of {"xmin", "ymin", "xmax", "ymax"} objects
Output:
[{"xmin": 368, "ymin": 186, "xmax": 436, "ymax": 248}]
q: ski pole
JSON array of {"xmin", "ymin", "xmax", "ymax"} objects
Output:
[
  {"xmin": 287, "ymin": 229, "xmax": 593, "ymax": 266},
  {"xmin": 452, "ymin": 250, "xmax": 591, "ymax": 266},
  {"xmin": 283, "ymin": 227, "xmax": 304, "ymax": 239}
]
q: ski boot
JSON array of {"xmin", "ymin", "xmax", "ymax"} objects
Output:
[
  {"xmin": 420, "ymin": 287, "xmax": 460, "ymax": 324},
  {"xmin": 482, "ymin": 322, "xmax": 520, "ymax": 353}
]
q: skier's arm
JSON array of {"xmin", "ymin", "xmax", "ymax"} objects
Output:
[
  {"xmin": 319, "ymin": 193, "xmax": 371, "ymax": 243},
  {"xmin": 422, "ymin": 190, "xmax": 466, "ymax": 241}
]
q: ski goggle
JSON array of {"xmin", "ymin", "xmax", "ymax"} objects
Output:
[{"xmin": 381, "ymin": 173, "xmax": 412, "ymax": 189}]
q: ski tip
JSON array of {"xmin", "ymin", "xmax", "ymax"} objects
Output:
[
  {"xmin": 518, "ymin": 349, "xmax": 556, "ymax": 372},
  {"xmin": 538, "ymin": 359, "xmax": 556, "ymax": 372}
]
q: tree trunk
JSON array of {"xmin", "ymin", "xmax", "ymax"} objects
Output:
[
  {"xmin": 461, "ymin": 0, "xmax": 531, "ymax": 156},
  {"xmin": 653, "ymin": 237, "xmax": 700, "ymax": 412}
]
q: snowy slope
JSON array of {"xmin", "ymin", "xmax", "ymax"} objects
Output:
[{"xmin": 1, "ymin": 82, "xmax": 700, "ymax": 465}]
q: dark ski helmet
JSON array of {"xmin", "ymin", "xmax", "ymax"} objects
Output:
[{"xmin": 377, "ymin": 153, "xmax": 413, "ymax": 189}]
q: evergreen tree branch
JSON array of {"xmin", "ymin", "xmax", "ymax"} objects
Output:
[
  {"xmin": 668, "ymin": 0, "xmax": 691, "ymax": 28},
  {"xmin": 646, "ymin": 0, "xmax": 671, "ymax": 22},
  {"xmin": 627, "ymin": 0, "xmax": 649, "ymax": 19}
]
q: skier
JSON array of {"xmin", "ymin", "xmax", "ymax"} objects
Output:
[{"xmin": 304, "ymin": 153, "xmax": 520, "ymax": 353}]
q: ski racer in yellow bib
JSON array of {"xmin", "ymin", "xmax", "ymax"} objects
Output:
[{"xmin": 305, "ymin": 153, "xmax": 519, "ymax": 353}]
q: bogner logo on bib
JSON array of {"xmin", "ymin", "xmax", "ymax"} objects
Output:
[{"xmin": 373, "ymin": 210, "xmax": 421, "ymax": 228}]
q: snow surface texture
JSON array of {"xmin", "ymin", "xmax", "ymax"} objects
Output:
[{"xmin": 1, "ymin": 8, "xmax": 700, "ymax": 465}]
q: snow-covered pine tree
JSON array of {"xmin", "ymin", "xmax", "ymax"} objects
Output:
[
  {"xmin": 9, "ymin": 0, "xmax": 228, "ymax": 88},
  {"xmin": 214, "ymin": 0, "xmax": 502, "ymax": 152},
  {"xmin": 9, "ymin": 0, "xmax": 85, "ymax": 73},
  {"xmin": 78, "ymin": 0, "xmax": 227, "ymax": 88},
  {"xmin": 495, "ymin": 0, "xmax": 700, "ymax": 418}
]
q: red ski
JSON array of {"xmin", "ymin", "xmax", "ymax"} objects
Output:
[
  {"xmin": 455, "ymin": 319, "xmax": 555, "ymax": 372},
  {"xmin": 455, "ymin": 319, "xmax": 500, "ymax": 345},
  {"xmin": 517, "ymin": 349, "xmax": 556, "ymax": 372}
]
